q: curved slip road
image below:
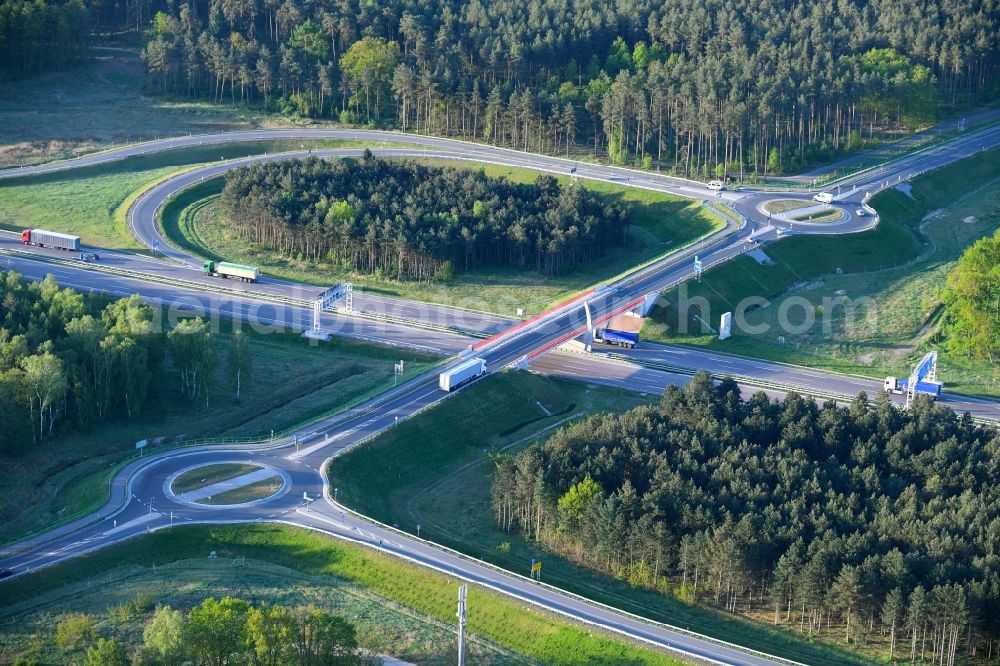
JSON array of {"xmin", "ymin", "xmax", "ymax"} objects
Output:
[
  {"xmin": 0, "ymin": 128, "xmax": 882, "ymax": 338},
  {"xmin": 3, "ymin": 126, "xmax": 1000, "ymax": 665}
]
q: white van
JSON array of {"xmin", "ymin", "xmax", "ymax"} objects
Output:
[
  {"xmin": 707, "ymin": 180, "xmax": 725, "ymax": 191},
  {"xmin": 812, "ymin": 192, "xmax": 834, "ymax": 204}
]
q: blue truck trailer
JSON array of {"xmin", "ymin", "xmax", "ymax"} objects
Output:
[
  {"xmin": 595, "ymin": 328, "xmax": 639, "ymax": 349},
  {"xmin": 884, "ymin": 376, "xmax": 942, "ymax": 399}
]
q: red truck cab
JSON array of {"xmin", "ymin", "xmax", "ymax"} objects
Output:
[{"xmin": 20, "ymin": 229, "xmax": 31, "ymax": 243}]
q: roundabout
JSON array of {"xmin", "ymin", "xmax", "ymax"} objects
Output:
[{"xmin": 0, "ymin": 124, "xmax": 999, "ymax": 666}]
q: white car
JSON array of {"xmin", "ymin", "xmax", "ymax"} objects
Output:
[
  {"xmin": 706, "ymin": 180, "xmax": 725, "ymax": 191},
  {"xmin": 855, "ymin": 208, "xmax": 866, "ymax": 217},
  {"xmin": 812, "ymin": 192, "xmax": 833, "ymax": 203}
]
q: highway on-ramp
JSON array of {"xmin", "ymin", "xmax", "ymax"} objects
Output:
[{"xmin": 3, "ymin": 126, "xmax": 1000, "ymax": 665}]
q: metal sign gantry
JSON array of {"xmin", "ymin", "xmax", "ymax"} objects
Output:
[
  {"xmin": 311, "ymin": 282, "xmax": 353, "ymax": 334},
  {"xmin": 906, "ymin": 350, "xmax": 938, "ymax": 407}
]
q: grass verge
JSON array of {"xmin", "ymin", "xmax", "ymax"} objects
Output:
[
  {"xmin": 160, "ymin": 157, "xmax": 725, "ymax": 316},
  {"xmin": 0, "ymin": 139, "xmax": 404, "ymax": 249},
  {"xmin": 0, "ymin": 559, "xmax": 519, "ymax": 665},
  {"xmin": 0, "ymin": 322, "xmax": 437, "ymax": 544},
  {"xmin": 329, "ymin": 371, "xmax": 869, "ymax": 666},
  {"xmin": 642, "ymin": 146, "xmax": 1000, "ymax": 397},
  {"xmin": 0, "ymin": 41, "xmax": 314, "ymax": 168},
  {"xmin": 0, "ymin": 523, "xmax": 688, "ymax": 666},
  {"xmin": 170, "ymin": 463, "xmax": 261, "ymax": 494}
]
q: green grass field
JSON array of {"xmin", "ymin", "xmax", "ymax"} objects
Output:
[
  {"xmin": 0, "ymin": 139, "xmax": 406, "ymax": 250},
  {"xmin": 0, "ymin": 42, "xmax": 304, "ymax": 168},
  {"xmin": 643, "ymin": 147, "xmax": 1000, "ymax": 397},
  {"xmin": 0, "ymin": 524, "xmax": 688, "ymax": 666},
  {"xmin": 0, "ymin": 325, "xmax": 437, "ymax": 544},
  {"xmin": 161, "ymin": 158, "xmax": 725, "ymax": 315},
  {"xmin": 198, "ymin": 475, "xmax": 283, "ymax": 505},
  {"xmin": 170, "ymin": 463, "xmax": 261, "ymax": 494},
  {"xmin": 329, "ymin": 371, "xmax": 871, "ymax": 666}
]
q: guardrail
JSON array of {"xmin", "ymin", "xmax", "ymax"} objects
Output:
[
  {"xmin": 0, "ymin": 361, "xmax": 446, "ymax": 552},
  {"xmin": 0, "ymin": 247, "xmax": 312, "ymax": 307},
  {"xmin": 606, "ymin": 353, "xmax": 1000, "ymax": 427},
  {"xmin": 319, "ymin": 383, "xmax": 811, "ymax": 666},
  {"xmin": 1, "ymin": 247, "xmax": 495, "ymax": 339},
  {"xmin": 736, "ymin": 116, "xmax": 1000, "ymax": 191},
  {"xmin": 332, "ymin": 306, "xmax": 488, "ymax": 339}
]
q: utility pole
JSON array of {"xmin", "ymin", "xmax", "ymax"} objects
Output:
[{"xmin": 457, "ymin": 584, "xmax": 468, "ymax": 666}]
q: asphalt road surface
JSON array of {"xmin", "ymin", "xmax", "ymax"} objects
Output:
[{"xmin": 3, "ymin": 126, "xmax": 1000, "ymax": 665}]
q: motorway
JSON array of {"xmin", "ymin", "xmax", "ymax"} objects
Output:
[{"xmin": 2, "ymin": 125, "xmax": 1000, "ymax": 665}]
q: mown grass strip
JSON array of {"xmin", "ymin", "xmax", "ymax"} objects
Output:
[
  {"xmin": 0, "ymin": 523, "xmax": 688, "ymax": 666},
  {"xmin": 329, "ymin": 371, "xmax": 868, "ymax": 666}
]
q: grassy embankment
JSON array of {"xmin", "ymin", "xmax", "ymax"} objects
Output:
[
  {"xmin": 161, "ymin": 158, "xmax": 725, "ymax": 316},
  {"xmin": 0, "ymin": 323, "xmax": 437, "ymax": 544},
  {"xmin": 329, "ymin": 371, "xmax": 871, "ymax": 666},
  {"xmin": 170, "ymin": 463, "xmax": 261, "ymax": 494},
  {"xmin": 0, "ymin": 524, "xmax": 689, "ymax": 666},
  {"xmin": 642, "ymin": 147, "xmax": 1000, "ymax": 397},
  {"xmin": 0, "ymin": 139, "xmax": 410, "ymax": 250},
  {"xmin": 0, "ymin": 41, "xmax": 313, "ymax": 168}
]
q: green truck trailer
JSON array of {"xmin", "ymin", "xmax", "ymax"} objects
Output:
[{"xmin": 203, "ymin": 260, "xmax": 260, "ymax": 283}]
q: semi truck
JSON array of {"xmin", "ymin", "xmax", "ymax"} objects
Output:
[
  {"xmin": 202, "ymin": 260, "xmax": 260, "ymax": 283},
  {"xmin": 439, "ymin": 358, "xmax": 486, "ymax": 392},
  {"xmin": 883, "ymin": 376, "xmax": 943, "ymax": 399},
  {"xmin": 594, "ymin": 328, "xmax": 639, "ymax": 349},
  {"xmin": 20, "ymin": 229, "xmax": 80, "ymax": 251}
]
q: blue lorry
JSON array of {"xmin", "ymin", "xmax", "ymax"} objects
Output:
[
  {"xmin": 595, "ymin": 328, "xmax": 639, "ymax": 349},
  {"xmin": 883, "ymin": 376, "xmax": 942, "ymax": 399}
]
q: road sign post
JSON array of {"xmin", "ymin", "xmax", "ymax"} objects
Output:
[
  {"xmin": 719, "ymin": 312, "xmax": 732, "ymax": 340},
  {"xmin": 693, "ymin": 256, "xmax": 703, "ymax": 282},
  {"xmin": 531, "ymin": 559, "xmax": 542, "ymax": 580},
  {"xmin": 457, "ymin": 584, "xmax": 468, "ymax": 666},
  {"xmin": 135, "ymin": 439, "xmax": 148, "ymax": 456}
]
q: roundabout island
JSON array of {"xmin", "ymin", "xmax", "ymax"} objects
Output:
[
  {"xmin": 165, "ymin": 461, "xmax": 291, "ymax": 509},
  {"xmin": 0, "ymin": 124, "xmax": 999, "ymax": 666}
]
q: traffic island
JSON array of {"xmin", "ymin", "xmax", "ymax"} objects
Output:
[{"xmin": 165, "ymin": 462, "xmax": 291, "ymax": 509}]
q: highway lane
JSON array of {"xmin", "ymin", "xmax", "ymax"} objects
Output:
[
  {"xmin": 13, "ymin": 118, "xmax": 984, "ymax": 347},
  {"xmin": 0, "ymin": 230, "xmax": 514, "ymax": 338},
  {"xmin": 0, "ymin": 250, "xmax": 471, "ymax": 355},
  {"xmin": 546, "ymin": 344, "xmax": 1000, "ymax": 421},
  {"xmin": 3, "ymin": 126, "xmax": 1000, "ymax": 664},
  {"xmin": 6, "ymin": 243, "xmax": 997, "ymax": 425},
  {"xmin": 0, "ymin": 381, "xmax": 793, "ymax": 666}
]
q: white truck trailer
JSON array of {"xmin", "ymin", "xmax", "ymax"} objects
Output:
[
  {"xmin": 203, "ymin": 260, "xmax": 260, "ymax": 283},
  {"xmin": 439, "ymin": 358, "xmax": 486, "ymax": 392},
  {"xmin": 21, "ymin": 228, "xmax": 80, "ymax": 251}
]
